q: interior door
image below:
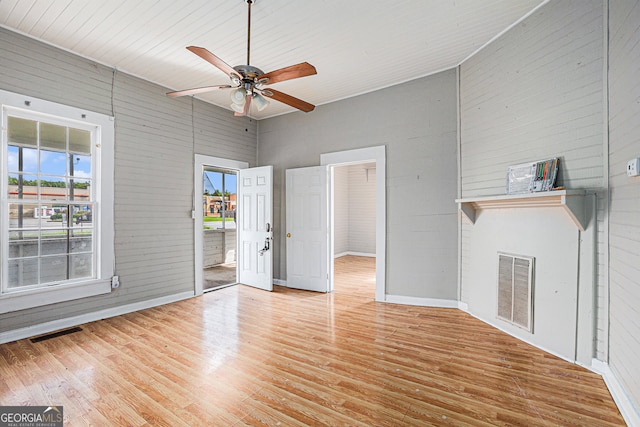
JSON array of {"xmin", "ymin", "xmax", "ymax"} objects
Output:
[
  {"xmin": 285, "ymin": 166, "xmax": 328, "ymax": 292},
  {"xmin": 237, "ymin": 165, "xmax": 273, "ymax": 291}
]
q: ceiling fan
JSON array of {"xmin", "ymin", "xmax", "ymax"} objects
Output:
[{"xmin": 166, "ymin": 0, "xmax": 317, "ymax": 116}]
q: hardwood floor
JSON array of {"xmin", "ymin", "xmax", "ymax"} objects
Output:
[{"xmin": 0, "ymin": 256, "xmax": 624, "ymax": 426}]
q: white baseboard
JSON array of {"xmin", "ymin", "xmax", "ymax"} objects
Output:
[
  {"xmin": 384, "ymin": 294, "xmax": 459, "ymax": 308},
  {"xmin": 334, "ymin": 251, "xmax": 376, "ymax": 258},
  {"xmin": 0, "ymin": 291, "xmax": 194, "ymax": 344},
  {"xmin": 273, "ymin": 279, "xmax": 287, "ymax": 287},
  {"xmin": 591, "ymin": 359, "xmax": 640, "ymax": 427},
  {"xmin": 458, "ymin": 301, "xmax": 469, "ymax": 311}
]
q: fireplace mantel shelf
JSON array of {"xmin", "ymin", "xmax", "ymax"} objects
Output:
[{"xmin": 455, "ymin": 190, "xmax": 587, "ymax": 231}]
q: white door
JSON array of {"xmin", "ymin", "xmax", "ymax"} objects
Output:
[
  {"xmin": 237, "ymin": 165, "xmax": 273, "ymax": 291},
  {"xmin": 285, "ymin": 166, "xmax": 328, "ymax": 292}
]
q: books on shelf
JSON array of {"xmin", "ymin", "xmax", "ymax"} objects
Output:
[{"xmin": 506, "ymin": 158, "xmax": 558, "ymax": 195}]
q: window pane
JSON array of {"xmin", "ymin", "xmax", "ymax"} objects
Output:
[
  {"xmin": 8, "ymin": 202, "xmax": 41, "ymax": 229},
  {"xmin": 40, "ymin": 255, "xmax": 68, "ymax": 283},
  {"xmin": 7, "ymin": 145, "xmax": 38, "ymax": 173},
  {"xmin": 71, "ymin": 204, "xmax": 93, "ymax": 227},
  {"xmin": 8, "ymin": 258, "xmax": 39, "ymax": 288},
  {"xmin": 72, "ymin": 155, "xmax": 91, "ymax": 178},
  {"xmin": 7, "ymin": 174, "xmax": 18, "ymax": 199},
  {"xmin": 44, "ymin": 205, "xmax": 68, "ymax": 228},
  {"xmin": 40, "ymin": 122, "xmax": 66, "ymax": 151},
  {"xmin": 40, "ymin": 150, "xmax": 67, "ymax": 176},
  {"xmin": 41, "ymin": 230, "xmax": 69, "ymax": 256},
  {"xmin": 70, "ymin": 231, "xmax": 92, "ymax": 253},
  {"xmin": 7, "ymin": 117, "xmax": 37, "ymax": 147},
  {"xmin": 40, "ymin": 177, "xmax": 68, "ymax": 201},
  {"xmin": 70, "ymin": 254, "xmax": 92, "ymax": 279},
  {"xmin": 9, "ymin": 231, "xmax": 39, "ymax": 258},
  {"xmin": 69, "ymin": 128, "xmax": 91, "ymax": 154},
  {"xmin": 7, "ymin": 174, "xmax": 39, "ymax": 200},
  {"xmin": 72, "ymin": 180, "xmax": 91, "ymax": 204}
]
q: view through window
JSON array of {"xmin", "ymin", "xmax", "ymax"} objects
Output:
[
  {"xmin": 203, "ymin": 169, "xmax": 237, "ymax": 229},
  {"xmin": 5, "ymin": 115, "xmax": 95, "ymax": 291},
  {"xmin": 202, "ymin": 168, "xmax": 237, "ymax": 290}
]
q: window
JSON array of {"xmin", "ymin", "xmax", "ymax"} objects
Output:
[
  {"xmin": 203, "ymin": 168, "xmax": 237, "ymax": 230},
  {"xmin": 1, "ymin": 90, "xmax": 114, "ymax": 313}
]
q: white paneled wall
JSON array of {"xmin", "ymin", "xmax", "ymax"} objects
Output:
[
  {"xmin": 347, "ymin": 164, "xmax": 376, "ymax": 255},
  {"xmin": 459, "ymin": 0, "xmax": 606, "ymax": 357},
  {"xmin": 333, "ymin": 167, "xmax": 349, "ymax": 255},
  {"xmin": 608, "ymin": 0, "xmax": 640, "ymax": 414},
  {"xmin": 460, "ymin": 0, "xmax": 605, "ymax": 197},
  {"xmin": 333, "ymin": 163, "xmax": 376, "ymax": 257}
]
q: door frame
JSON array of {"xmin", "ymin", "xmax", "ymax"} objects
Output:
[
  {"xmin": 194, "ymin": 154, "xmax": 248, "ymax": 296},
  {"xmin": 321, "ymin": 146, "xmax": 386, "ymax": 302}
]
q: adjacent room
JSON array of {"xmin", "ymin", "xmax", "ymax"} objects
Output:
[{"xmin": 0, "ymin": 0, "xmax": 639, "ymax": 425}]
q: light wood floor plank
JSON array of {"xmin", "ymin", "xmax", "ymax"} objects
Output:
[{"xmin": 0, "ymin": 255, "xmax": 625, "ymax": 426}]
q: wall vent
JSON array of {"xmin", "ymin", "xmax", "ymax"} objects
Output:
[{"xmin": 497, "ymin": 253, "xmax": 534, "ymax": 332}]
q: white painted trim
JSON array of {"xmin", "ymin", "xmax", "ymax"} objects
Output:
[
  {"xmin": 385, "ymin": 294, "xmax": 459, "ymax": 308},
  {"xmin": 194, "ymin": 155, "xmax": 248, "ymax": 296},
  {"xmin": 321, "ymin": 145, "xmax": 386, "ymax": 302},
  {"xmin": 458, "ymin": 301, "xmax": 469, "ymax": 311},
  {"xmin": 0, "ymin": 89, "xmax": 115, "ymax": 313},
  {"xmin": 273, "ymin": 279, "xmax": 287, "ymax": 287},
  {"xmin": 0, "ymin": 280, "xmax": 111, "ymax": 314},
  {"xmin": 600, "ymin": 0, "xmax": 611, "ymax": 363},
  {"xmin": 334, "ymin": 251, "xmax": 375, "ymax": 258},
  {"xmin": 456, "ymin": 65, "xmax": 463, "ymax": 304},
  {"xmin": 591, "ymin": 359, "xmax": 640, "ymax": 427},
  {"xmin": 0, "ymin": 291, "xmax": 194, "ymax": 344}
]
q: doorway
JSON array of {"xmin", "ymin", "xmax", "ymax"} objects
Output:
[
  {"xmin": 194, "ymin": 155, "xmax": 274, "ymax": 295},
  {"xmin": 321, "ymin": 145, "xmax": 386, "ymax": 302},
  {"xmin": 202, "ymin": 167, "xmax": 237, "ymax": 291},
  {"xmin": 194, "ymin": 155, "xmax": 247, "ymax": 296},
  {"xmin": 331, "ymin": 162, "xmax": 377, "ymax": 295}
]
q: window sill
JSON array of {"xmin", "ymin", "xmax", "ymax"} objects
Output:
[{"xmin": 0, "ymin": 279, "xmax": 112, "ymax": 314}]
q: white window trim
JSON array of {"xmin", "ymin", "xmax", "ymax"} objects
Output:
[{"xmin": 0, "ymin": 89, "xmax": 114, "ymax": 314}]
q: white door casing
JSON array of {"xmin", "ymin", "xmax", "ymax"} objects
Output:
[
  {"xmin": 321, "ymin": 145, "xmax": 386, "ymax": 302},
  {"xmin": 285, "ymin": 166, "xmax": 328, "ymax": 292},
  {"xmin": 237, "ymin": 165, "xmax": 273, "ymax": 291},
  {"xmin": 194, "ymin": 155, "xmax": 248, "ymax": 296}
]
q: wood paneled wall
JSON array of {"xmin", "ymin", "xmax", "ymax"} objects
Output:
[
  {"xmin": 0, "ymin": 27, "xmax": 257, "ymax": 334},
  {"xmin": 458, "ymin": 0, "xmax": 607, "ymax": 358},
  {"xmin": 608, "ymin": 0, "xmax": 640, "ymax": 413}
]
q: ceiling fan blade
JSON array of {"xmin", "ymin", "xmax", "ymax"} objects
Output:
[
  {"xmin": 166, "ymin": 85, "xmax": 233, "ymax": 97},
  {"xmin": 262, "ymin": 88, "xmax": 315, "ymax": 113},
  {"xmin": 234, "ymin": 95, "xmax": 252, "ymax": 117},
  {"xmin": 259, "ymin": 62, "xmax": 317, "ymax": 85},
  {"xmin": 187, "ymin": 46, "xmax": 241, "ymax": 79}
]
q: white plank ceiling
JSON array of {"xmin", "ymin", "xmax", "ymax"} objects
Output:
[{"xmin": 0, "ymin": 0, "xmax": 546, "ymax": 119}]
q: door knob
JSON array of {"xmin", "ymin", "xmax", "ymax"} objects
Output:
[{"xmin": 286, "ymin": 233, "xmax": 291, "ymax": 238}]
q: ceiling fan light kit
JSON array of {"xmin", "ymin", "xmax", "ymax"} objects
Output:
[{"xmin": 166, "ymin": 0, "xmax": 316, "ymax": 117}]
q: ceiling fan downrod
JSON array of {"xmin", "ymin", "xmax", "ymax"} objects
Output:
[{"xmin": 246, "ymin": 0, "xmax": 253, "ymax": 66}]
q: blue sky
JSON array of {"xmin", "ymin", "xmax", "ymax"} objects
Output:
[{"xmin": 203, "ymin": 170, "xmax": 237, "ymax": 195}]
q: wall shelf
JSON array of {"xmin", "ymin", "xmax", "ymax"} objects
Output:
[{"xmin": 455, "ymin": 190, "xmax": 587, "ymax": 231}]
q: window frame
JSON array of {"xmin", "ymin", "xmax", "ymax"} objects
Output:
[{"xmin": 0, "ymin": 89, "xmax": 114, "ymax": 314}]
